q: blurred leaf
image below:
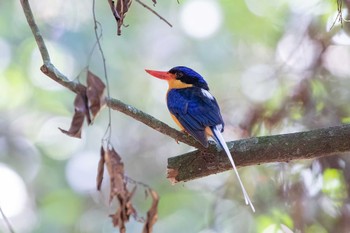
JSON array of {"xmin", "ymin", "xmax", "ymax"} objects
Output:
[
  {"xmin": 221, "ymin": 0, "xmax": 285, "ymax": 45},
  {"xmin": 40, "ymin": 189, "xmax": 83, "ymax": 226},
  {"xmin": 322, "ymin": 168, "xmax": 347, "ymax": 201},
  {"xmin": 311, "ymin": 80, "xmax": 327, "ymax": 98},
  {"xmin": 316, "ymin": 101, "xmax": 324, "ymax": 112},
  {"xmin": 290, "ymin": 104, "xmax": 303, "ymax": 120},
  {"xmin": 256, "ymin": 215, "xmax": 274, "ymax": 233},
  {"xmin": 305, "ymin": 224, "xmax": 328, "ymax": 233},
  {"xmin": 341, "ymin": 116, "xmax": 350, "ymax": 124},
  {"xmin": 272, "ymin": 209, "xmax": 294, "ymax": 229},
  {"xmin": 257, "ymin": 209, "xmax": 294, "ymax": 233}
]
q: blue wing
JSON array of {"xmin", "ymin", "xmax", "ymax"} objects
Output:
[{"xmin": 167, "ymin": 87, "xmax": 224, "ymax": 147}]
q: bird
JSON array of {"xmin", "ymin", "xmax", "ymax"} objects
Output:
[{"xmin": 145, "ymin": 66, "xmax": 255, "ymax": 212}]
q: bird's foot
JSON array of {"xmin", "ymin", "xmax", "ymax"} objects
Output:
[{"xmin": 175, "ymin": 130, "xmax": 187, "ymax": 144}]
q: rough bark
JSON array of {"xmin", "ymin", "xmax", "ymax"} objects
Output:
[{"xmin": 167, "ymin": 124, "xmax": 350, "ymax": 183}]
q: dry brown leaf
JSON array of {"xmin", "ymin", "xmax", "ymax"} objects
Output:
[
  {"xmin": 86, "ymin": 71, "xmax": 106, "ymax": 123},
  {"xmin": 96, "ymin": 146, "xmax": 105, "ymax": 190},
  {"xmin": 110, "ymin": 185, "xmax": 137, "ymax": 232},
  {"xmin": 104, "ymin": 146, "xmax": 125, "ymax": 203},
  {"xmin": 102, "ymin": 146, "xmax": 138, "ymax": 231},
  {"xmin": 99, "ymin": 145, "xmax": 158, "ymax": 231},
  {"xmin": 59, "ymin": 94, "xmax": 88, "ymax": 138},
  {"xmin": 108, "ymin": 0, "xmax": 132, "ymax": 35},
  {"xmin": 142, "ymin": 189, "xmax": 159, "ymax": 233}
]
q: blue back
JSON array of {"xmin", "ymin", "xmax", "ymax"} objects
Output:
[{"xmin": 167, "ymin": 87, "xmax": 224, "ymax": 147}]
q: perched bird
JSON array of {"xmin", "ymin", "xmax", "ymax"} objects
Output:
[{"xmin": 145, "ymin": 66, "xmax": 255, "ymax": 212}]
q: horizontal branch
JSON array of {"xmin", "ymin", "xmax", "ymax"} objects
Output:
[
  {"xmin": 167, "ymin": 124, "xmax": 350, "ymax": 183},
  {"xmin": 20, "ymin": 0, "xmax": 201, "ymax": 149}
]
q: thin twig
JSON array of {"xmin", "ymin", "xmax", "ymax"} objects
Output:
[
  {"xmin": 92, "ymin": 0, "xmax": 113, "ymax": 141},
  {"xmin": 135, "ymin": 0, "xmax": 173, "ymax": 27},
  {"xmin": 20, "ymin": 0, "xmax": 198, "ymax": 149},
  {"xmin": 0, "ymin": 206, "xmax": 15, "ymax": 233},
  {"xmin": 330, "ymin": 0, "xmax": 350, "ymax": 30}
]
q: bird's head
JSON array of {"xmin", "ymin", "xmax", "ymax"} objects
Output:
[{"xmin": 145, "ymin": 66, "xmax": 209, "ymax": 90}]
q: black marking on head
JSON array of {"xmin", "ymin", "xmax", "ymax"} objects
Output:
[{"xmin": 169, "ymin": 66, "xmax": 209, "ymax": 90}]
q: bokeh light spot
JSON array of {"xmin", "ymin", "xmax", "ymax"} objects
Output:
[
  {"xmin": 241, "ymin": 65, "xmax": 277, "ymax": 102},
  {"xmin": 0, "ymin": 163, "xmax": 27, "ymax": 217},
  {"xmin": 180, "ymin": 0, "xmax": 222, "ymax": 39},
  {"xmin": 66, "ymin": 151, "xmax": 100, "ymax": 193},
  {"xmin": 0, "ymin": 38, "xmax": 11, "ymax": 72},
  {"xmin": 36, "ymin": 117, "xmax": 83, "ymax": 160}
]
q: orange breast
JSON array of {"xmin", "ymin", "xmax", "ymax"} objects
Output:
[{"xmin": 170, "ymin": 113, "xmax": 185, "ymax": 131}]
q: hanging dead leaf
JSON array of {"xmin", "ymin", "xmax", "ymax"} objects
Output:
[
  {"xmin": 108, "ymin": 0, "xmax": 121, "ymax": 21},
  {"xmin": 59, "ymin": 93, "xmax": 88, "ymax": 138},
  {"xmin": 98, "ymin": 145, "xmax": 159, "ymax": 231},
  {"xmin": 110, "ymin": 185, "xmax": 137, "ymax": 232},
  {"xmin": 142, "ymin": 188, "xmax": 159, "ymax": 233},
  {"xmin": 97, "ymin": 146, "xmax": 105, "ymax": 191},
  {"xmin": 101, "ymin": 146, "xmax": 139, "ymax": 231},
  {"xmin": 87, "ymin": 71, "xmax": 106, "ymax": 123},
  {"xmin": 104, "ymin": 146, "xmax": 125, "ymax": 203},
  {"xmin": 108, "ymin": 0, "xmax": 132, "ymax": 35}
]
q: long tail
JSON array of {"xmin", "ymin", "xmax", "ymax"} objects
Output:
[{"xmin": 211, "ymin": 126, "xmax": 255, "ymax": 212}]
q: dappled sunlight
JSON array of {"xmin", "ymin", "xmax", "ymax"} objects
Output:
[
  {"xmin": 29, "ymin": 0, "xmax": 91, "ymax": 32},
  {"xmin": 29, "ymin": 41, "xmax": 76, "ymax": 91},
  {"xmin": 65, "ymin": 151, "xmax": 101, "ymax": 193},
  {"xmin": 0, "ymin": 38, "xmax": 11, "ymax": 72},
  {"xmin": 323, "ymin": 45, "xmax": 350, "ymax": 78},
  {"xmin": 276, "ymin": 33, "xmax": 322, "ymax": 72},
  {"xmin": 0, "ymin": 164, "xmax": 27, "ymax": 217},
  {"xmin": 241, "ymin": 65, "xmax": 278, "ymax": 102},
  {"xmin": 36, "ymin": 117, "xmax": 84, "ymax": 160},
  {"xmin": 180, "ymin": 0, "xmax": 222, "ymax": 39}
]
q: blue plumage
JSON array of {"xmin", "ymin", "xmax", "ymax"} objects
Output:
[
  {"xmin": 145, "ymin": 66, "xmax": 255, "ymax": 211},
  {"xmin": 167, "ymin": 87, "xmax": 224, "ymax": 147}
]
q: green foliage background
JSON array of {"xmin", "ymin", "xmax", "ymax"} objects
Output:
[{"xmin": 1, "ymin": 0, "xmax": 350, "ymax": 232}]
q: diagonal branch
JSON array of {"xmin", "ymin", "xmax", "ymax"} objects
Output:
[
  {"xmin": 0, "ymin": 206, "xmax": 15, "ymax": 233},
  {"xmin": 167, "ymin": 124, "xmax": 350, "ymax": 183},
  {"xmin": 20, "ymin": 0, "xmax": 202, "ymax": 149}
]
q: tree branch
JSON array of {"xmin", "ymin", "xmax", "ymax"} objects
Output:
[
  {"xmin": 20, "ymin": 0, "xmax": 202, "ymax": 149},
  {"xmin": 167, "ymin": 124, "xmax": 350, "ymax": 183},
  {"xmin": 21, "ymin": 0, "xmax": 350, "ymax": 186}
]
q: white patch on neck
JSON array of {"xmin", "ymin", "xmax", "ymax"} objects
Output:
[
  {"xmin": 216, "ymin": 124, "xmax": 223, "ymax": 132},
  {"xmin": 201, "ymin": 89, "xmax": 214, "ymax": 100}
]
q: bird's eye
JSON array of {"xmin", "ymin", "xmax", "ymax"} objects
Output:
[{"xmin": 176, "ymin": 72, "xmax": 184, "ymax": 79}]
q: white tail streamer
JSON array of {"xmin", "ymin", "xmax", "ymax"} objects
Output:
[{"xmin": 211, "ymin": 126, "xmax": 255, "ymax": 212}]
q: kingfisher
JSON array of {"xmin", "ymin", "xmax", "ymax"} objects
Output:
[{"xmin": 145, "ymin": 66, "xmax": 255, "ymax": 212}]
